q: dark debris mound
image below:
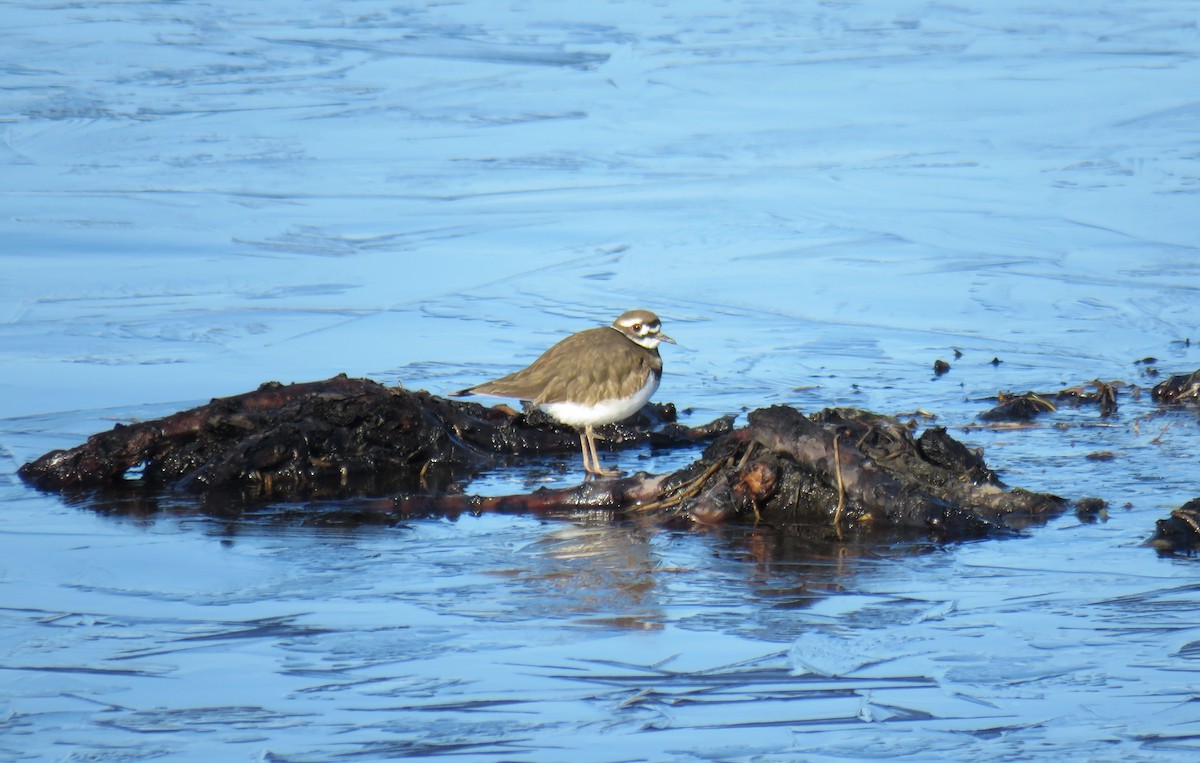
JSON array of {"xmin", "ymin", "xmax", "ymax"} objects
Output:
[
  {"xmin": 1148, "ymin": 498, "xmax": 1200, "ymax": 555},
  {"xmin": 1152, "ymin": 369, "xmax": 1200, "ymax": 404},
  {"xmin": 16, "ymin": 382, "xmax": 1070, "ymax": 542},
  {"xmin": 980, "ymin": 380, "xmax": 1119, "ymax": 421},
  {"xmin": 18, "ymin": 374, "xmax": 731, "ymax": 499},
  {"xmin": 632, "ymin": 406, "xmax": 1066, "ymax": 540}
]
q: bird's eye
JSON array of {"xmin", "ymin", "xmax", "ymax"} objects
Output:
[{"xmin": 632, "ymin": 323, "xmax": 643, "ymax": 331}]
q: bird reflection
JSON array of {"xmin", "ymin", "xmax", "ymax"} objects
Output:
[{"xmin": 512, "ymin": 522, "xmax": 665, "ymax": 628}]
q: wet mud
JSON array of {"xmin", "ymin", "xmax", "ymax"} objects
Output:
[
  {"xmin": 980, "ymin": 379, "xmax": 1121, "ymax": 421},
  {"xmin": 17, "ymin": 374, "xmax": 732, "ymax": 498},
  {"xmin": 392, "ymin": 405, "xmax": 1066, "ymax": 541},
  {"xmin": 1151, "ymin": 369, "xmax": 1200, "ymax": 405},
  {"xmin": 1148, "ymin": 498, "xmax": 1200, "ymax": 555},
  {"xmin": 21, "ymin": 367, "xmax": 1200, "ymax": 549},
  {"xmin": 22, "ymin": 376, "xmax": 1071, "ymax": 542}
]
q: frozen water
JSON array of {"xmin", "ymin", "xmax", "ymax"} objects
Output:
[{"xmin": 2, "ymin": 0, "xmax": 1199, "ymax": 760}]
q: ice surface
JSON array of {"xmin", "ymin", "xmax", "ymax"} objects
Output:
[{"xmin": 2, "ymin": 1, "xmax": 1199, "ymax": 760}]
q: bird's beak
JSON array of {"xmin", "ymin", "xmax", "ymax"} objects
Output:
[{"xmin": 658, "ymin": 333, "xmax": 676, "ymax": 345}]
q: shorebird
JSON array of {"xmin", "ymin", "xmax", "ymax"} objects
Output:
[{"xmin": 455, "ymin": 310, "xmax": 675, "ymax": 477}]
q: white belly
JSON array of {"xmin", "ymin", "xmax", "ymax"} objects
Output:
[{"xmin": 540, "ymin": 374, "xmax": 659, "ymax": 428}]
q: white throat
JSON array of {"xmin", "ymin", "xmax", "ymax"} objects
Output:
[{"xmin": 611, "ymin": 325, "xmax": 662, "ymax": 350}]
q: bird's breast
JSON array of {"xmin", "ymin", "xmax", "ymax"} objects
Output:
[{"xmin": 539, "ymin": 372, "xmax": 660, "ymax": 428}]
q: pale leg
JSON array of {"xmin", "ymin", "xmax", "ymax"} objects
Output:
[
  {"xmin": 578, "ymin": 431, "xmax": 594, "ymax": 475},
  {"xmin": 583, "ymin": 425, "xmax": 621, "ymax": 478}
]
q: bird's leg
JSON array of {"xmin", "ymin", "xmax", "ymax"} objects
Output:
[
  {"xmin": 578, "ymin": 431, "xmax": 595, "ymax": 476},
  {"xmin": 584, "ymin": 425, "xmax": 622, "ymax": 478}
]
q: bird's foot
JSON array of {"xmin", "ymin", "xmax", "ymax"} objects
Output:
[{"xmin": 585, "ymin": 466, "xmax": 624, "ymax": 479}]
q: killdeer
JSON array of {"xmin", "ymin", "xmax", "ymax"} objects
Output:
[{"xmin": 455, "ymin": 309, "xmax": 675, "ymax": 477}]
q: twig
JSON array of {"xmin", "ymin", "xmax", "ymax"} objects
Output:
[
  {"xmin": 1150, "ymin": 423, "xmax": 1170, "ymax": 445},
  {"xmin": 1171, "ymin": 509, "xmax": 1200, "ymax": 537},
  {"xmin": 630, "ymin": 455, "xmax": 730, "ymax": 515},
  {"xmin": 832, "ymin": 433, "xmax": 846, "ymax": 531},
  {"xmin": 734, "ymin": 441, "xmax": 758, "ymax": 470}
]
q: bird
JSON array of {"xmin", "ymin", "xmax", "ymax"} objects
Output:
[{"xmin": 454, "ymin": 309, "xmax": 675, "ymax": 477}]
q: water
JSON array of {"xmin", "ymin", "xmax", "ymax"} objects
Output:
[{"xmin": 2, "ymin": 1, "xmax": 1200, "ymax": 760}]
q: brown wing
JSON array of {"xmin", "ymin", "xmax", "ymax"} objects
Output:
[{"xmin": 466, "ymin": 327, "xmax": 662, "ymax": 404}]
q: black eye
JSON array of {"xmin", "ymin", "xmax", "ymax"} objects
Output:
[{"xmin": 632, "ymin": 323, "xmax": 643, "ymax": 331}]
